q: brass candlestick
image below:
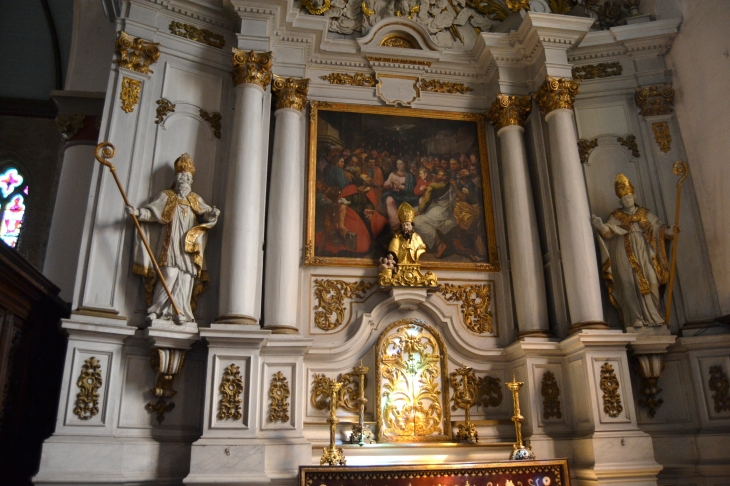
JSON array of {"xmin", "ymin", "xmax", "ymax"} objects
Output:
[
  {"xmin": 320, "ymin": 381, "xmax": 346, "ymax": 465},
  {"xmin": 350, "ymin": 363, "xmax": 375, "ymax": 445},
  {"xmin": 455, "ymin": 364, "xmax": 478, "ymax": 443},
  {"xmin": 506, "ymin": 376, "xmax": 535, "ymax": 460}
]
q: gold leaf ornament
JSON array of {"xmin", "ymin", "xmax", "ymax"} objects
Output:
[
  {"xmin": 319, "ymin": 72, "xmax": 377, "ymax": 87},
  {"xmin": 651, "ymin": 122, "xmax": 672, "ymax": 153},
  {"xmin": 438, "ymin": 283, "xmax": 493, "ymax": 334},
  {"xmin": 73, "ymin": 357, "xmax": 102, "ymax": 420},
  {"xmin": 541, "ymin": 371, "xmax": 562, "ymax": 419},
  {"xmin": 486, "ymin": 94, "xmax": 531, "ymax": 130},
  {"xmin": 600, "ymin": 362, "xmax": 623, "ymax": 418},
  {"xmin": 114, "ymin": 31, "xmax": 161, "ymax": 74},
  {"xmin": 310, "ymin": 372, "xmax": 366, "ymax": 412},
  {"xmin": 420, "ymin": 79, "xmax": 474, "ymax": 95},
  {"xmin": 217, "ymin": 364, "xmax": 244, "ymax": 420},
  {"xmin": 272, "ymin": 76, "xmax": 310, "ymax": 112},
  {"xmin": 268, "ymin": 371, "xmax": 291, "ymax": 422},
  {"xmin": 231, "ymin": 49, "xmax": 273, "ymax": 89},
  {"xmin": 535, "ymin": 76, "xmax": 581, "ymax": 113},
  {"xmin": 313, "ymin": 279, "xmax": 375, "ymax": 331},
  {"xmin": 168, "ymin": 21, "xmax": 225, "ymax": 49},
  {"xmin": 120, "ymin": 77, "xmax": 142, "ymax": 114},
  {"xmin": 155, "ymin": 98, "xmax": 175, "ymax": 124}
]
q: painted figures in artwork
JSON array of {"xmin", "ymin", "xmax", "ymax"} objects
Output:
[
  {"xmin": 591, "ymin": 174, "xmax": 676, "ymax": 329},
  {"xmin": 126, "ymin": 154, "xmax": 219, "ymax": 323},
  {"xmin": 313, "ymin": 111, "xmax": 489, "ymax": 266}
]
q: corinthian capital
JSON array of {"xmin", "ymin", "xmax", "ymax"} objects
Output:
[
  {"xmin": 486, "ymin": 94, "xmax": 532, "ymax": 130},
  {"xmin": 272, "ymin": 76, "xmax": 310, "ymax": 112},
  {"xmin": 114, "ymin": 31, "xmax": 161, "ymax": 74},
  {"xmin": 634, "ymin": 84, "xmax": 674, "ymax": 117},
  {"xmin": 535, "ymin": 76, "xmax": 581, "ymax": 114},
  {"xmin": 231, "ymin": 49, "xmax": 273, "ymax": 88}
]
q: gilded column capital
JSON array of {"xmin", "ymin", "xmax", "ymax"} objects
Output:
[
  {"xmin": 114, "ymin": 31, "xmax": 161, "ymax": 74},
  {"xmin": 272, "ymin": 76, "xmax": 310, "ymax": 112},
  {"xmin": 231, "ymin": 49, "xmax": 273, "ymax": 88},
  {"xmin": 535, "ymin": 76, "xmax": 581, "ymax": 114},
  {"xmin": 634, "ymin": 84, "xmax": 674, "ymax": 117},
  {"xmin": 486, "ymin": 94, "xmax": 532, "ymax": 131}
]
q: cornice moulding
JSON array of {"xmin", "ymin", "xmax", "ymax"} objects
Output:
[{"xmin": 140, "ymin": 0, "xmax": 237, "ymax": 29}]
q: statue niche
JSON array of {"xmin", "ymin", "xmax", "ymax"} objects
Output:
[{"xmin": 376, "ymin": 318, "xmax": 450, "ymax": 442}]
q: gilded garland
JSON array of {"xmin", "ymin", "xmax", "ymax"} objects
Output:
[
  {"xmin": 319, "ymin": 72, "xmax": 377, "ymax": 87},
  {"xmin": 312, "ymin": 279, "xmax": 375, "ymax": 331},
  {"xmin": 73, "ymin": 357, "xmax": 103, "ymax": 420},
  {"xmin": 572, "ymin": 62, "xmax": 623, "ymax": 80},
  {"xmin": 600, "ymin": 362, "xmax": 623, "ymax": 418},
  {"xmin": 217, "ymin": 364, "xmax": 243, "ymax": 420},
  {"xmin": 419, "ymin": 79, "xmax": 474, "ymax": 95},
  {"xmin": 438, "ymin": 283, "xmax": 493, "ymax": 334},
  {"xmin": 169, "ymin": 21, "xmax": 225, "ymax": 49},
  {"xmin": 268, "ymin": 371, "xmax": 291, "ymax": 423}
]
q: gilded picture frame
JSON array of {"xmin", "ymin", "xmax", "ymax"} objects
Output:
[{"xmin": 306, "ymin": 101, "xmax": 499, "ymax": 271}]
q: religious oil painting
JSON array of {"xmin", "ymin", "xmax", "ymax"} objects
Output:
[{"xmin": 306, "ymin": 102, "xmax": 498, "ymax": 271}]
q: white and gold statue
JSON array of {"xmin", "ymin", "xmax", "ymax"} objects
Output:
[
  {"xmin": 126, "ymin": 154, "xmax": 220, "ymax": 323},
  {"xmin": 591, "ymin": 174, "xmax": 676, "ymax": 329},
  {"xmin": 379, "ymin": 202, "xmax": 437, "ymax": 287}
]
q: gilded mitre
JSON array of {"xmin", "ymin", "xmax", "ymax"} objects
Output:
[
  {"xmin": 174, "ymin": 153, "xmax": 196, "ymax": 175},
  {"xmin": 614, "ymin": 173, "xmax": 635, "ymax": 198},
  {"xmin": 397, "ymin": 202, "xmax": 415, "ymax": 223}
]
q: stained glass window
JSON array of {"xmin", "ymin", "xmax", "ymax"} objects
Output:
[{"xmin": 0, "ymin": 165, "xmax": 29, "ymax": 248}]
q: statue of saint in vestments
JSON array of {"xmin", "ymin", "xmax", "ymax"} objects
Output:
[
  {"xmin": 127, "ymin": 154, "xmax": 219, "ymax": 323},
  {"xmin": 591, "ymin": 174, "xmax": 675, "ymax": 329}
]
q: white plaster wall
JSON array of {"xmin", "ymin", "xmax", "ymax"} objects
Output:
[
  {"xmin": 65, "ymin": 0, "xmax": 117, "ymax": 92},
  {"xmin": 656, "ymin": 1, "xmax": 730, "ymax": 314}
]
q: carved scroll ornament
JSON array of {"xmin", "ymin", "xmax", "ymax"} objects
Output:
[
  {"xmin": 651, "ymin": 122, "xmax": 672, "ymax": 153},
  {"xmin": 541, "ymin": 371, "xmax": 562, "ymax": 419},
  {"xmin": 218, "ymin": 364, "xmax": 244, "ymax": 420},
  {"xmin": 114, "ymin": 31, "xmax": 160, "ymax": 74},
  {"xmin": 535, "ymin": 76, "xmax": 581, "ymax": 113},
  {"xmin": 169, "ymin": 21, "xmax": 225, "ymax": 49},
  {"xmin": 419, "ymin": 79, "xmax": 474, "ymax": 95},
  {"xmin": 438, "ymin": 283, "xmax": 493, "ymax": 334},
  {"xmin": 231, "ymin": 49, "xmax": 273, "ymax": 89},
  {"xmin": 120, "ymin": 77, "xmax": 141, "ymax": 114},
  {"xmin": 319, "ymin": 72, "xmax": 377, "ymax": 87},
  {"xmin": 313, "ymin": 279, "xmax": 375, "ymax": 331},
  {"xmin": 487, "ymin": 94, "xmax": 532, "ymax": 130},
  {"xmin": 572, "ymin": 62, "xmax": 623, "ymax": 80},
  {"xmin": 311, "ymin": 372, "xmax": 366, "ymax": 413},
  {"xmin": 272, "ymin": 76, "xmax": 310, "ymax": 112},
  {"xmin": 635, "ymin": 84, "xmax": 675, "ymax": 117},
  {"xmin": 600, "ymin": 362, "xmax": 623, "ymax": 418},
  {"xmin": 155, "ymin": 98, "xmax": 175, "ymax": 124},
  {"xmin": 73, "ymin": 357, "xmax": 102, "ymax": 420},
  {"xmin": 268, "ymin": 371, "xmax": 291, "ymax": 423}
]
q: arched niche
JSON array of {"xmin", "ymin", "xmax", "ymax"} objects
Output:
[{"xmin": 375, "ymin": 318, "xmax": 451, "ymax": 443}]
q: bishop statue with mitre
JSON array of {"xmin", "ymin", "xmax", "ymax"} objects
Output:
[{"xmin": 126, "ymin": 154, "xmax": 220, "ymax": 323}]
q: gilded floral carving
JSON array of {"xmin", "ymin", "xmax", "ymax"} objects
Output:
[
  {"xmin": 313, "ymin": 279, "xmax": 375, "ymax": 331},
  {"xmin": 651, "ymin": 122, "xmax": 672, "ymax": 153},
  {"xmin": 73, "ymin": 357, "xmax": 102, "ymax": 420},
  {"xmin": 199, "ymin": 109, "xmax": 222, "ymax": 139},
  {"xmin": 438, "ymin": 283, "xmax": 493, "ymax": 334},
  {"xmin": 217, "ymin": 364, "xmax": 243, "ymax": 420},
  {"xmin": 578, "ymin": 138, "xmax": 598, "ymax": 164},
  {"xmin": 572, "ymin": 62, "xmax": 623, "ymax": 80},
  {"xmin": 319, "ymin": 72, "xmax": 377, "ymax": 87},
  {"xmin": 477, "ymin": 375, "xmax": 502, "ymax": 408},
  {"xmin": 419, "ymin": 79, "xmax": 474, "ymax": 95},
  {"xmin": 120, "ymin": 77, "xmax": 141, "ymax": 114},
  {"xmin": 169, "ymin": 21, "xmax": 225, "ymax": 49},
  {"xmin": 617, "ymin": 134, "xmax": 640, "ymax": 157},
  {"xmin": 114, "ymin": 31, "xmax": 160, "ymax": 74},
  {"xmin": 310, "ymin": 372, "xmax": 366, "ymax": 412},
  {"xmin": 541, "ymin": 371, "xmax": 562, "ymax": 419},
  {"xmin": 708, "ymin": 365, "xmax": 730, "ymax": 413},
  {"xmin": 268, "ymin": 371, "xmax": 291, "ymax": 423},
  {"xmin": 155, "ymin": 98, "xmax": 175, "ymax": 124},
  {"xmin": 600, "ymin": 362, "xmax": 623, "ymax": 418}
]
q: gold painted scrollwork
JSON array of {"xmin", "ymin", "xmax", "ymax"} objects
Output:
[
  {"xmin": 535, "ymin": 76, "xmax": 580, "ymax": 113},
  {"xmin": 217, "ymin": 364, "xmax": 243, "ymax": 420},
  {"xmin": 199, "ymin": 109, "xmax": 222, "ymax": 139},
  {"xmin": 231, "ymin": 49, "xmax": 273, "ymax": 89},
  {"xmin": 477, "ymin": 375, "xmax": 502, "ymax": 408},
  {"xmin": 420, "ymin": 79, "xmax": 474, "ymax": 95},
  {"xmin": 376, "ymin": 319, "xmax": 450, "ymax": 442},
  {"xmin": 114, "ymin": 31, "xmax": 161, "ymax": 74},
  {"xmin": 155, "ymin": 98, "xmax": 175, "ymax": 124},
  {"xmin": 310, "ymin": 372, "xmax": 367, "ymax": 412},
  {"xmin": 572, "ymin": 62, "xmax": 623, "ymax": 80},
  {"xmin": 269, "ymin": 371, "xmax": 291, "ymax": 422},
  {"xmin": 486, "ymin": 94, "xmax": 531, "ymax": 130},
  {"xmin": 578, "ymin": 138, "xmax": 598, "ymax": 164},
  {"xmin": 600, "ymin": 362, "xmax": 623, "ymax": 418},
  {"xmin": 617, "ymin": 134, "xmax": 640, "ymax": 157},
  {"xmin": 380, "ymin": 34, "xmax": 418, "ymax": 49},
  {"xmin": 169, "ymin": 21, "xmax": 225, "ymax": 49},
  {"xmin": 73, "ymin": 357, "xmax": 102, "ymax": 420},
  {"xmin": 635, "ymin": 84, "xmax": 674, "ymax": 117},
  {"xmin": 313, "ymin": 279, "xmax": 375, "ymax": 331},
  {"xmin": 541, "ymin": 371, "xmax": 562, "ymax": 419},
  {"xmin": 708, "ymin": 365, "xmax": 730, "ymax": 413},
  {"xmin": 319, "ymin": 72, "xmax": 377, "ymax": 87},
  {"xmin": 438, "ymin": 283, "xmax": 493, "ymax": 334},
  {"xmin": 651, "ymin": 122, "xmax": 672, "ymax": 153},
  {"xmin": 120, "ymin": 77, "xmax": 141, "ymax": 114}
]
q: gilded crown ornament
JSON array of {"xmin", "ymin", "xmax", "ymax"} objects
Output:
[
  {"xmin": 487, "ymin": 94, "xmax": 532, "ymax": 130},
  {"xmin": 114, "ymin": 31, "xmax": 161, "ymax": 74},
  {"xmin": 231, "ymin": 49, "xmax": 273, "ymax": 88},
  {"xmin": 614, "ymin": 173, "xmax": 635, "ymax": 198},
  {"xmin": 174, "ymin": 153, "xmax": 196, "ymax": 175},
  {"xmin": 272, "ymin": 76, "xmax": 310, "ymax": 112},
  {"xmin": 535, "ymin": 76, "xmax": 581, "ymax": 113}
]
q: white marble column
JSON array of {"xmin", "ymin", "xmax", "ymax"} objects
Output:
[
  {"xmin": 487, "ymin": 95, "xmax": 549, "ymax": 337},
  {"xmin": 217, "ymin": 50, "xmax": 272, "ymax": 325},
  {"xmin": 263, "ymin": 77, "xmax": 309, "ymax": 333},
  {"xmin": 536, "ymin": 77, "xmax": 606, "ymax": 331}
]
